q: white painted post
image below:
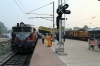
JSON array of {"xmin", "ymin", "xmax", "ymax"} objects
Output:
[
  {"xmin": 88, "ymin": 39, "xmax": 91, "ymax": 50},
  {"xmin": 94, "ymin": 39, "xmax": 100, "ymax": 51},
  {"xmin": 59, "ymin": 19, "xmax": 62, "ymax": 49},
  {"xmin": 55, "ymin": 0, "xmax": 66, "ymax": 55}
]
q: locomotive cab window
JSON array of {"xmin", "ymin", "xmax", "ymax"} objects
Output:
[
  {"xmin": 12, "ymin": 27, "xmax": 32, "ymax": 32},
  {"xmin": 23, "ymin": 27, "xmax": 32, "ymax": 32}
]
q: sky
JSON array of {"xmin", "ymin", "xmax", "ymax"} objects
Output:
[{"xmin": 0, "ymin": 0, "xmax": 100, "ymax": 30}]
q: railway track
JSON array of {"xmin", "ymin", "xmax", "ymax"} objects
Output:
[
  {"xmin": 1, "ymin": 52, "xmax": 32, "ymax": 66},
  {"xmin": 0, "ymin": 37, "xmax": 38, "ymax": 66}
]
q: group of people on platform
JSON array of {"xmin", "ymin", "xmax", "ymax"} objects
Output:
[
  {"xmin": 41, "ymin": 32, "xmax": 65, "ymax": 47},
  {"xmin": 41, "ymin": 33, "xmax": 53, "ymax": 47}
]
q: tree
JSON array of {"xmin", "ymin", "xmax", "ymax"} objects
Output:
[
  {"xmin": 69, "ymin": 28, "xmax": 72, "ymax": 30},
  {"xmin": 73, "ymin": 27, "xmax": 79, "ymax": 30},
  {"xmin": 83, "ymin": 25, "xmax": 89, "ymax": 30},
  {"xmin": 66, "ymin": 28, "xmax": 72, "ymax": 30},
  {"xmin": 0, "ymin": 22, "xmax": 8, "ymax": 34}
]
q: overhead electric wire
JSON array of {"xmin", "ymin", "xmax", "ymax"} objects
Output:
[
  {"xmin": 18, "ymin": 0, "xmax": 33, "ymax": 23},
  {"xmin": 27, "ymin": 13, "xmax": 53, "ymax": 16},
  {"xmin": 18, "ymin": 0, "xmax": 27, "ymax": 13},
  {"xmin": 68, "ymin": 15, "xmax": 100, "ymax": 26},
  {"xmin": 29, "ymin": 17, "xmax": 53, "ymax": 21},
  {"xmin": 65, "ymin": 16, "xmax": 100, "ymax": 28},
  {"xmin": 14, "ymin": 0, "xmax": 31, "ymax": 23},
  {"xmin": 93, "ymin": 23, "xmax": 100, "ymax": 26},
  {"xmin": 26, "ymin": 1, "xmax": 54, "ymax": 21},
  {"xmin": 75, "ymin": 19, "xmax": 100, "ymax": 27},
  {"xmin": 27, "ymin": 2, "xmax": 53, "ymax": 13},
  {"xmin": 14, "ymin": 0, "xmax": 25, "ymax": 14},
  {"xmin": 62, "ymin": 0, "xmax": 100, "ymax": 28},
  {"xmin": 29, "ymin": 17, "xmax": 53, "ymax": 18},
  {"xmin": 68, "ymin": 17, "xmax": 93, "ymax": 26},
  {"xmin": 62, "ymin": 0, "xmax": 69, "ymax": 5},
  {"xmin": 41, "ymin": 18, "xmax": 53, "ymax": 21}
]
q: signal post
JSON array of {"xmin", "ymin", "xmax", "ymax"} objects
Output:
[{"xmin": 55, "ymin": 0, "xmax": 71, "ymax": 55}]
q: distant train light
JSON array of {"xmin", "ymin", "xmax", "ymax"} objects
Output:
[{"xmin": 20, "ymin": 22, "xmax": 25, "ymax": 27}]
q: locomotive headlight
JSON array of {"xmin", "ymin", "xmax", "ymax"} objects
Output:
[
  {"xmin": 20, "ymin": 23, "xmax": 24, "ymax": 27},
  {"xmin": 20, "ymin": 22, "xmax": 25, "ymax": 27}
]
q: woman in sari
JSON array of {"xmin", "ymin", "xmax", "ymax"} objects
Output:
[
  {"xmin": 46, "ymin": 33, "xmax": 52, "ymax": 47},
  {"xmin": 50, "ymin": 34, "xmax": 53, "ymax": 46}
]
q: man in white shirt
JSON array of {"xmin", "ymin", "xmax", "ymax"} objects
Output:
[{"xmin": 42, "ymin": 34, "xmax": 45, "ymax": 44}]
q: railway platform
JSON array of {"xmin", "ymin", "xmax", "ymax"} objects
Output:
[
  {"xmin": 29, "ymin": 39, "xmax": 100, "ymax": 66},
  {"xmin": 51, "ymin": 39, "xmax": 100, "ymax": 66},
  {"xmin": 29, "ymin": 39, "xmax": 66, "ymax": 66},
  {"xmin": 0, "ymin": 38, "xmax": 10, "ymax": 42}
]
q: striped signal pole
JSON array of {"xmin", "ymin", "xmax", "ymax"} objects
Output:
[{"xmin": 55, "ymin": 0, "xmax": 67, "ymax": 55}]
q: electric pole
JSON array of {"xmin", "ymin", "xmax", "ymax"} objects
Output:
[
  {"xmin": 55, "ymin": 0, "xmax": 71, "ymax": 55},
  {"xmin": 27, "ymin": 2, "xmax": 55, "ymax": 41},
  {"xmin": 64, "ymin": 0, "xmax": 66, "ymax": 30},
  {"xmin": 53, "ymin": 1, "xmax": 55, "ymax": 42}
]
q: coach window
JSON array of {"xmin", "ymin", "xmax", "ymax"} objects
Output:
[
  {"xmin": 73, "ymin": 32, "xmax": 74, "ymax": 35},
  {"xmin": 75, "ymin": 31, "xmax": 76, "ymax": 34}
]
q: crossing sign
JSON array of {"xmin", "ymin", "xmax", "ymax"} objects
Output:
[
  {"xmin": 63, "ymin": 4, "xmax": 69, "ymax": 9},
  {"xmin": 63, "ymin": 4, "xmax": 71, "ymax": 14},
  {"xmin": 57, "ymin": 5, "xmax": 63, "ymax": 15},
  {"xmin": 63, "ymin": 10, "xmax": 71, "ymax": 14},
  {"xmin": 57, "ymin": 8, "xmax": 63, "ymax": 14},
  {"xmin": 56, "ymin": 4, "xmax": 71, "ymax": 30},
  {"xmin": 57, "ymin": 4, "xmax": 71, "ymax": 15}
]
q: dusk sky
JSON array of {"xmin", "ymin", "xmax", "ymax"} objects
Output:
[{"xmin": 0, "ymin": 0, "xmax": 100, "ymax": 30}]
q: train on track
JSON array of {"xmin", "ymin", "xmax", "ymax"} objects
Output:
[
  {"xmin": 11, "ymin": 22, "xmax": 39, "ymax": 53},
  {"xmin": 64, "ymin": 28, "xmax": 100, "ymax": 41},
  {"xmin": 65, "ymin": 28, "xmax": 90, "ymax": 41},
  {"xmin": 88, "ymin": 28, "xmax": 100, "ymax": 39}
]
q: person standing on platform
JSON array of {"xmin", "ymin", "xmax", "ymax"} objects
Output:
[
  {"xmin": 55, "ymin": 29, "xmax": 59, "ymax": 41},
  {"xmin": 41, "ymin": 34, "xmax": 45, "ymax": 44},
  {"xmin": 50, "ymin": 34, "xmax": 53, "ymax": 46},
  {"xmin": 46, "ymin": 33, "xmax": 52, "ymax": 47}
]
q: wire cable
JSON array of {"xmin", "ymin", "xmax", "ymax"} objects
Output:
[
  {"xmin": 26, "ymin": 13, "xmax": 53, "ymax": 16},
  {"xmin": 27, "ymin": 2, "xmax": 53, "ymax": 13},
  {"xmin": 18, "ymin": 0, "xmax": 33, "ymax": 23},
  {"xmin": 14, "ymin": 0, "xmax": 31, "ymax": 23},
  {"xmin": 74, "ymin": 19, "xmax": 100, "ymax": 27},
  {"xmin": 67, "ymin": 15, "xmax": 100, "ymax": 26},
  {"xmin": 14, "ymin": 0, "xmax": 25, "ymax": 14},
  {"xmin": 62, "ymin": 0, "xmax": 69, "ymax": 5},
  {"xmin": 18, "ymin": 0, "xmax": 27, "ymax": 13},
  {"xmin": 29, "ymin": 17, "xmax": 53, "ymax": 21},
  {"xmin": 69, "ymin": 17, "xmax": 92, "ymax": 25},
  {"xmin": 41, "ymin": 18, "xmax": 53, "ymax": 21},
  {"xmin": 65, "ymin": 17, "xmax": 100, "ymax": 28},
  {"xmin": 67, "ymin": 19, "xmax": 100, "ymax": 28}
]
